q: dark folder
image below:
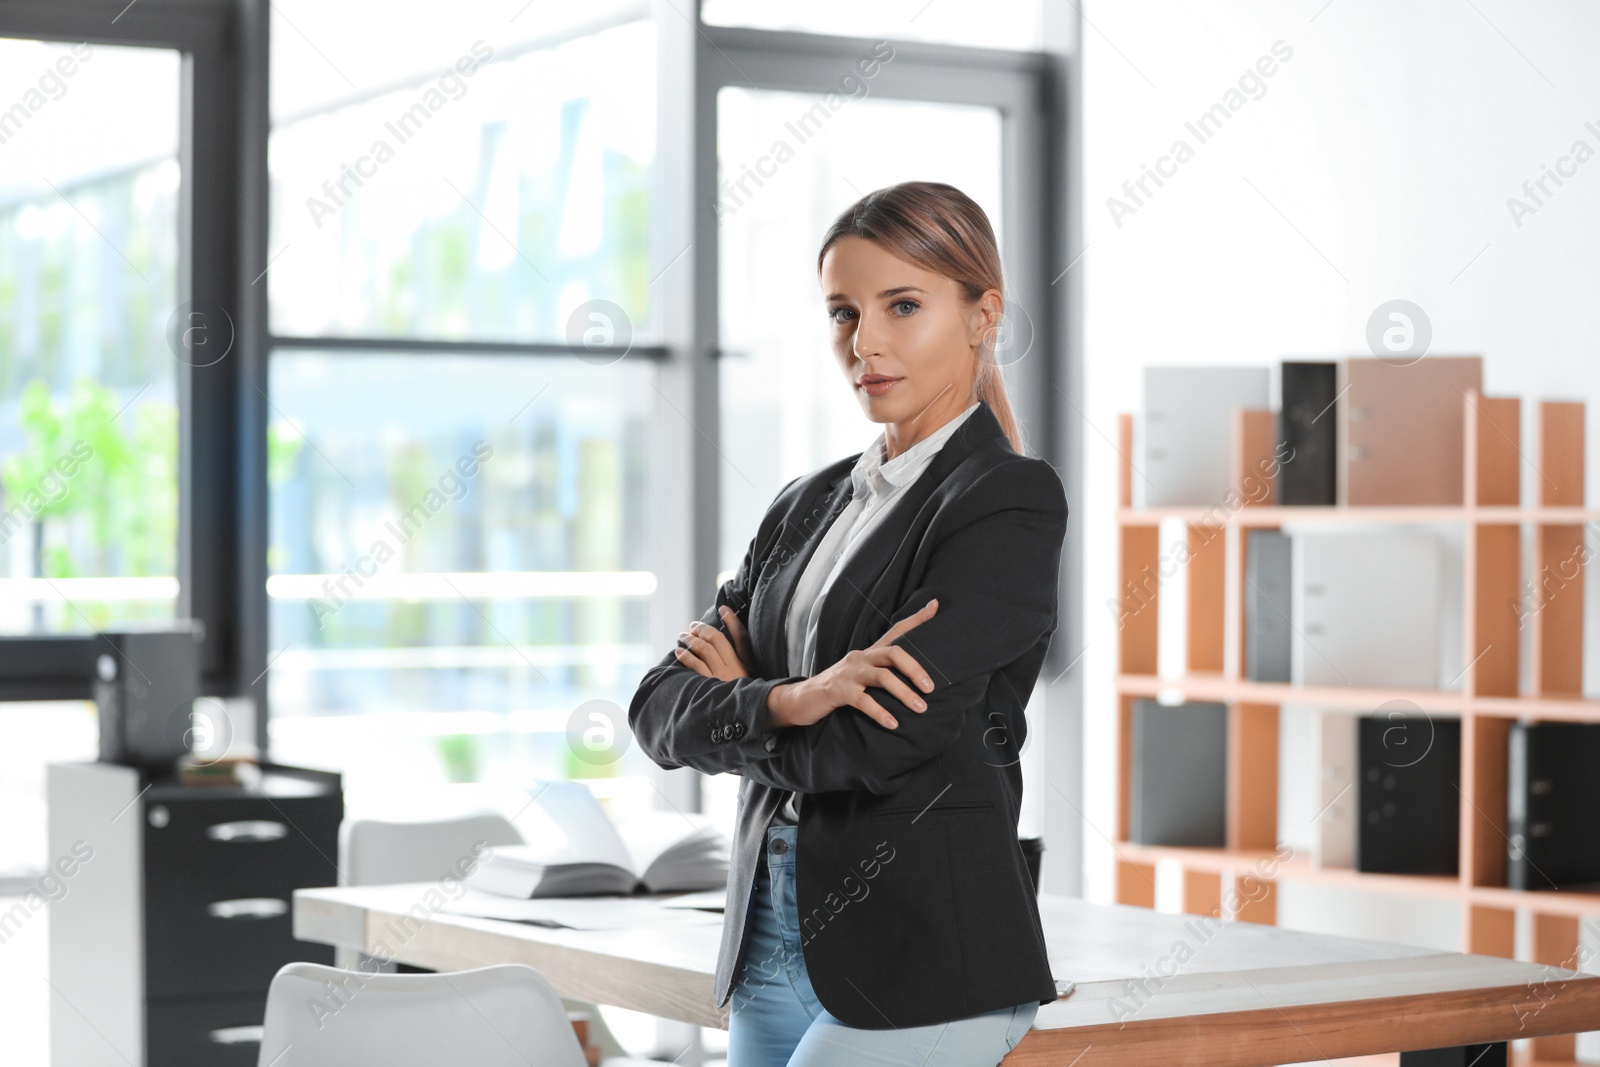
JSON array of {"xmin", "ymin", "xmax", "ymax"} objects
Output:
[
  {"xmin": 1277, "ymin": 361, "xmax": 1337, "ymax": 505},
  {"xmin": 1357, "ymin": 715, "xmax": 1460, "ymax": 875},
  {"xmin": 1130, "ymin": 700, "xmax": 1227, "ymax": 847},
  {"xmin": 1508, "ymin": 721, "xmax": 1600, "ymax": 891},
  {"xmin": 1245, "ymin": 529, "xmax": 1292, "ymax": 683}
]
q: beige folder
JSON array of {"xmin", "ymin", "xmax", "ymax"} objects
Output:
[{"xmin": 1337, "ymin": 356, "xmax": 1483, "ymax": 505}]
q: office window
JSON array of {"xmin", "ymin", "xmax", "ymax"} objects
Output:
[
  {"xmin": 266, "ymin": 353, "xmax": 659, "ymax": 799},
  {"xmin": 0, "ymin": 40, "xmax": 181, "ymax": 635},
  {"xmin": 265, "ymin": 3, "xmax": 662, "ymax": 809},
  {"xmin": 268, "ymin": 12, "xmax": 657, "ymax": 343},
  {"xmin": 701, "ymin": 0, "xmax": 1045, "ymax": 50},
  {"xmin": 714, "ymin": 87, "xmax": 1004, "ymax": 582}
]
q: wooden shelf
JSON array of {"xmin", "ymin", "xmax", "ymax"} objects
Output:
[
  {"xmin": 1116, "ymin": 504, "xmax": 1600, "ymax": 526},
  {"xmin": 1115, "ymin": 841, "xmax": 1600, "ymax": 915},
  {"xmin": 1117, "ymin": 673, "xmax": 1470, "ymax": 713},
  {"xmin": 1471, "ymin": 883, "xmax": 1600, "ymax": 920},
  {"xmin": 1111, "ymin": 392, "xmax": 1597, "ymax": 1064},
  {"xmin": 1117, "ymin": 673, "xmax": 1600, "ymax": 719},
  {"xmin": 1474, "ymin": 695, "xmax": 1600, "ymax": 722},
  {"xmin": 1114, "ymin": 841, "xmax": 1462, "ymax": 900}
]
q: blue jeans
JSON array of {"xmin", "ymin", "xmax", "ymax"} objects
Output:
[{"xmin": 727, "ymin": 823, "xmax": 1039, "ymax": 1067}]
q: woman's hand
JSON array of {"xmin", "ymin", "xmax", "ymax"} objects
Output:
[
  {"xmin": 673, "ymin": 605, "xmax": 756, "ymax": 682},
  {"xmin": 767, "ymin": 598, "xmax": 939, "ymax": 732}
]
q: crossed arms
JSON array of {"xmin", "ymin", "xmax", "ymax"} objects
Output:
[{"xmin": 626, "ymin": 458, "xmax": 1068, "ymax": 796}]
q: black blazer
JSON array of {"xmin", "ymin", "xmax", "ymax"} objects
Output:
[{"xmin": 627, "ymin": 398, "xmax": 1068, "ymax": 1030}]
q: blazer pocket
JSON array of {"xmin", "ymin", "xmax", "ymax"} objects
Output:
[{"xmin": 868, "ymin": 801, "xmax": 994, "ymax": 820}]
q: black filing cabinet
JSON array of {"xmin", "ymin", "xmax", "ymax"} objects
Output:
[{"xmin": 48, "ymin": 762, "xmax": 343, "ymax": 1067}]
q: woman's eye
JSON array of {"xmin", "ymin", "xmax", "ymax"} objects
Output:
[{"xmin": 826, "ymin": 302, "xmax": 916, "ymax": 322}]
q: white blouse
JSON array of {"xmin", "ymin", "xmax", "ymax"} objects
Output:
[{"xmin": 767, "ymin": 401, "xmax": 980, "ymax": 825}]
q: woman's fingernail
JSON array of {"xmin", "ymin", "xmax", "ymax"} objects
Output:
[
  {"xmin": 886, "ymin": 718, "xmax": 899, "ymax": 729},
  {"xmin": 914, "ymin": 699, "xmax": 927, "ymax": 711},
  {"xmin": 922, "ymin": 677, "xmax": 933, "ymax": 690}
]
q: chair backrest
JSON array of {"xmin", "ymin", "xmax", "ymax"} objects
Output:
[
  {"xmin": 257, "ymin": 962, "xmax": 589, "ymax": 1067},
  {"xmin": 339, "ymin": 811, "xmax": 522, "ymax": 887}
]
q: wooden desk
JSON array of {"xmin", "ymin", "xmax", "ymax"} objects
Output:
[{"xmin": 293, "ymin": 885, "xmax": 1600, "ymax": 1065}]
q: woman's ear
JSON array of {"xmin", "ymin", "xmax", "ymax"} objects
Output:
[{"xmin": 968, "ymin": 289, "xmax": 1005, "ymax": 354}]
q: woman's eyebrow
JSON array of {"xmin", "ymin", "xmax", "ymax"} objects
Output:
[{"xmin": 823, "ymin": 285, "xmax": 928, "ymax": 302}]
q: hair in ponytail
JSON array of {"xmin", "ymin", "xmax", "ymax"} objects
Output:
[{"xmin": 816, "ymin": 180, "xmax": 1026, "ymax": 454}]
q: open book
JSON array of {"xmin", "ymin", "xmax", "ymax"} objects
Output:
[{"xmin": 466, "ymin": 780, "xmax": 730, "ymax": 899}]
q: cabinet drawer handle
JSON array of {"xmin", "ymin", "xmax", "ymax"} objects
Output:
[
  {"xmin": 208, "ymin": 1025, "xmax": 264, "ymax": 1045},
  {"xmin": 207, "ymin": 898, "xmax": 289, "ymax": 920},
  {"xmin": 207, "ymin": 820, "xmax": 288, "ymax": 843}
]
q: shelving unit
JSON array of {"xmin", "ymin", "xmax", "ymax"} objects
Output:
[{"xmin": 1111, "ymin": 390, "xmax": 1596, "ymax": 1066}]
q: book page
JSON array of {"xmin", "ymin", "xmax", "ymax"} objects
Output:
[
  {"xmin": 615, "ymin": 810, "xmax": 705, "ymax": 874},
  {"xmin": 617, "ymin": 810, "xmax": 730, "ymax": 892},
  {"xmin": 519, "ymin": 779, "xmax": 634, "ymax": 874}
]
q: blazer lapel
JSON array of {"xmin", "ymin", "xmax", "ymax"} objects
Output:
[
  {"xmin": 752, "ymin": 470, "xmax": 855, "ymax": 678},
  {"xmin": 809, "ymin": 399, "xmax": 1007, "ymax": 670}
]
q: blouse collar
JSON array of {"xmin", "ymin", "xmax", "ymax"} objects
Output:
[{"xmin": 852, "ymin": 400, "xmax": 982, "ymax": 495}]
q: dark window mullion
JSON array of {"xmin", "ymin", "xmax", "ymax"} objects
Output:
[{"xmin": 267, "ymin": 336, "xmax": 669, "ymax": 360}]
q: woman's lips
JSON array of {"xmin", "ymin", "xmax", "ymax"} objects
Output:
[{"xmin": 857, "ymin": 376, "xmax": 902, "ymax": 397}]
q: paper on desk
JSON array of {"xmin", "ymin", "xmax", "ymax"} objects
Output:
[
  {"xmin": 657, "ymin": 889, "xmax": 726, "ymax": 912},
  {"xmin": 439, "ymin": 890, "xmax": 723, "ymax": 929}
]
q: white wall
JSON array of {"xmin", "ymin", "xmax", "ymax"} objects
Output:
[{"xmin": 1080, "ymin": 0, "xmax": 1600, "ymax": 937}]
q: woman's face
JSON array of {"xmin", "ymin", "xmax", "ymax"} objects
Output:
[{"xmin": 819, "ymin": 235, "xmax": 1000, "ymax": 427}]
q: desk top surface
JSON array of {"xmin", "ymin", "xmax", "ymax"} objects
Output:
[{"xmin": 294, "ymin": 884, "xmax": 1597, "ymax": 1035}]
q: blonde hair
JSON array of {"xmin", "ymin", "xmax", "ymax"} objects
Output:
[{"xmin": 816, "ymin": 180, "xmax": 1024, "ymax": 454}]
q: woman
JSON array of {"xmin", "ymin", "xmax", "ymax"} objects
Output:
[{"xmin": 628, "ymin": 180, "xmax": 1068, "ymax": 1067}]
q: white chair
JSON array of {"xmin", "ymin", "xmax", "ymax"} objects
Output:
[
  {"xmin": 336, "ymin": 810, "xmax": 652, "ymax": 1065},
  {"xmin": 337, "ymin": 811, "xmax": 524, "ymax": 974},
  {"xmin": 339, "ymin": 811, "xmax": 524, "ymax": 889},
  {"xmin": 256, "ymin": 962, "xmax": 588, "ymax": 1067}
]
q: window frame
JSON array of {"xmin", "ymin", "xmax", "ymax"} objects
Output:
[
  {"xmin": 0, "ymin": 0, "xmax": 248, "ymax": 710},
  {"xmin": 257, "ymin": 6, "xmax": 667, "ymax": 763},
  {"xmin": 649, "ymin": 10, "xmax": 1064, "ymax": 814}
]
